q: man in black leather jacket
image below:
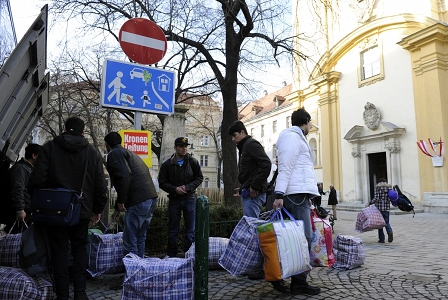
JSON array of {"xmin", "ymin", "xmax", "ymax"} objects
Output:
[
  {"xmin": 2, "ymin": 143, "xmax": 41, "ymax": 233},
  {"xmin": 29, "ymin": 117, "xmax": 108, "ymax": 300},
  {"xmin": 104, "ymin": 131, "xmax": 158, "ymax": 258},
  {"xmin": 158, "ymin": 137, "xmax": 203, "ymax": 257}
]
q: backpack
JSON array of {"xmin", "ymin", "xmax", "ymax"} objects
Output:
[
  {"xmin": 393, "ymin": 185, "xmax": 415, "ymax": 217},
  {"xmin": 18, "ymin": 224, "xmax": 52, "ymax": 276},
  {"xmin": 314, "ymin": 206, "xmax": 329, "ymax": 219}
]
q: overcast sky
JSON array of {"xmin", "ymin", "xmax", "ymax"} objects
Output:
[{"xmin": 10, "ymin": 0, "xmax": 45, "ymax": 41}]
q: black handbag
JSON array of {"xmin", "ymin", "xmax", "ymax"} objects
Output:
[{"xmin": 31, "ymin": 155, "xmax": 89, "ymax": 226}]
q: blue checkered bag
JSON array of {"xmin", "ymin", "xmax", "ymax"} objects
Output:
[
  {"xmin": 122, "ymin": 253, "xmax": 194, "ymax": 300},
  {"xmin": 332, "ymin": 234, "xmax": 365, "ymax": 270},
  {"xmin": 0, "ymin": 266, "xmax": 41, "ymax": 299},
  {"xmin": 0, "ymin": 226, "xmax": 22, "ymax": 268},
  {"xmin": 218, "ymin": 216, "xmax": 267, "ymax": 276},
  {"xmin": 87, "ymin": 231, "xmax": 125, "ymax": 277},
  {"xmin": 33, "ymin": 275, "xmax": 55, "ymax": 300},
  {"xmin": 185, "ymin": 237, "xmax": 229, "ymax": 270}
]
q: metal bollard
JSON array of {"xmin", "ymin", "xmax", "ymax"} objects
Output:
[{"xmin": 195, "ymin": 195, "xmax": 209, "ymax": 300}]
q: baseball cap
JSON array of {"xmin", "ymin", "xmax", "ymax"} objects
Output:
[{"xmin": 175, "ymin": 137, "xmax": 190, "ymax": 146}]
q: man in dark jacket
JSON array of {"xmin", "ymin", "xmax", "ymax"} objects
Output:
[
  {"xmin": 29, "ymin": 117, "xmax": 108, "ymax": 300},
  {"xmin": 2, "ymin": 143, "xmax": 41, "ymax": 233},
  {"xmin": 104, "ymin": 131, "xmax": 158, "ymax": 258},
  {"xmin": 158, "ymin": 137, "xmax": 203, "ymax": 258},
  {"xmin": 228, "ymin": 121, "xmax": 271, "ymax": 218}
]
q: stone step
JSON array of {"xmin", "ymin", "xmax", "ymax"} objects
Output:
[{"xmin": 323, "ymin": 203, "xmax": 424, "ymax": 215}]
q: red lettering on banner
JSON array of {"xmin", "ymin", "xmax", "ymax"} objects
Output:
[{"xmin": 124, "ymin": 132, "xmax": 149, "ymax": 156}]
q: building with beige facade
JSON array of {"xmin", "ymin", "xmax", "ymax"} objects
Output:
[{"xmin": 244, "ymin": 0, "xmax": 448, "ymax": 211}]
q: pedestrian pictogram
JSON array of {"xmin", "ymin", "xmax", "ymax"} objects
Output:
[
  {"xmin": 100, "ymin": 58, "xmax": 175, "ymax": 115},
  {"xmin": 119, "ymin": 18, "xmax": 167, "ymax": 65}
]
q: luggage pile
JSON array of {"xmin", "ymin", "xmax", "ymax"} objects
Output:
[{"xmin": 0, "ymin": 222, "xmax": 54, "ymax": 300}]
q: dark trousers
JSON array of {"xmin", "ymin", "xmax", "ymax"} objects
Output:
[
  {"xmin": 47, "ymin": 218, "xmax": 90, "ymax": 300},
  {"xmin": 167, "ymin": 195, "xmax": 196, "ymax": 257}
]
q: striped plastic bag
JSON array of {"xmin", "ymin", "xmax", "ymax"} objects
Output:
[{"xmin": 257, "ymin": 208, "xmax": 311, "ymax": 281}]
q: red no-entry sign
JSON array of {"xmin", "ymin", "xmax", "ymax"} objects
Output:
[{"xmin": 119, "ymin": 18, "xmax": 167, "ymax": 65}]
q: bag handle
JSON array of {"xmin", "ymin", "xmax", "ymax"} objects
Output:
[
  {"xmin": 101, "ymin": 219, "xmax": 123, "ymax": 234},
  {"xmin": 268, "ymin": 207, "xmax": 299, "ymax": 228},
  {"xmin": 0, "ymin": 221, "xmax": 28, "ymax": 254}
]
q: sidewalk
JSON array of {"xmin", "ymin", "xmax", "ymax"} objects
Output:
[{"xmin": 83, "ymin": 210, "xmax": 448, "ymax": 299}]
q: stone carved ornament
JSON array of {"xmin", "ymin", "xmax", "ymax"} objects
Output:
[{"xmin": 363, "ymin": 102, "xmax": 380, "ymax": 130}]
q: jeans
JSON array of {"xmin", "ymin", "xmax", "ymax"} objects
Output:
[
  {"xmin": 241, "ymin": 191, "xmax": 266, "ymax": 218},
  {"xmin": 378, "ymin": 210, "xmax": 392, "ymax": 242},
  {"xmin": 47, "ymin": 218, "xmax": 90, "ymax": 300},
  {"xmin": 123, "ymin": 197, "xmax": 157, "ymax": 257},
  {"xmin": 167, "ymin": 194, "xmax": 196, "ymax": 257},
  {"xmin": 283, "ymin": 193, "xmax": 312, "ymax": 283}
]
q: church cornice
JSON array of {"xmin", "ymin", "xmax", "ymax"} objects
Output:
[{"xmin": 309, "ymin": 14, "xmax": 439, "ymax": 81}]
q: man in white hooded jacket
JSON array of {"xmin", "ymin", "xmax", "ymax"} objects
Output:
[{"xmin": 272, "ymin": 107, "xmax": 321, "ymax": 296}]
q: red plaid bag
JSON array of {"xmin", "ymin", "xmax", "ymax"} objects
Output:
[{"xmin": 355, "ymin": 205, "xmax": 386, "ymax": 233}]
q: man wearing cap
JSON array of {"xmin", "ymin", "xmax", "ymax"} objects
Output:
[
  {"xmin": 158, "ymin": 137, "xmax": 203, "ymax": 258},
  {"xmin": 29, "ymin": 117, "xmax": 108, "ymax": 300}
]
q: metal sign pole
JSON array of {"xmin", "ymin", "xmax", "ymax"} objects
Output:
[{"xmin": 134, "ymin": 111, "xmax": 142, "ymax": 130}]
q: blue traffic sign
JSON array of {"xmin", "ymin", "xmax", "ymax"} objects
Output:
[{"xmin": 100, "ymin": 58, "xmax": 175, "ymax": 115}]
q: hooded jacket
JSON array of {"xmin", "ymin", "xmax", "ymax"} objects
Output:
[
  {"xmin": 275, "ymin": 126, "xmax": 319, "ymax": 197},
  {"xmin": 236, "ymin": 136, "xmax": 271, "ymax": 192},
  {"xmin": 9, "ymin": 158, "xmax": 33, "ymax": 211},
  {"xmin": 106, "ymin": 145, "xmax": 158, "ymax": 207},
  {"xmin": 28, "ymin": 133, "xmax": 108, "ymax": 219},
  {"xmin": 369, "ymin": 182, "xmax": 392, "ymax": 212}
]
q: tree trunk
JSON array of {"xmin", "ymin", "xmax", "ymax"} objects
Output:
[{"xmin": 221, "ymin": 34, "xmax": 241, "ymax": 205}]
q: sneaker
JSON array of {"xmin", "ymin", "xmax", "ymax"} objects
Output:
[
  {"xmin": 388, "ymin": 232, "xmax": 393, "ymax": 243},
  {"xmin": 74, "ymin": 291, "xmax": 89, "ymax": 300},
  {"xmin": 290, "ymin": 282, "xmax": 321, "ymax": 295},
  {"xmin": 247, "ymin": 270, "xmax": 264, "ymax": 280},
  {"xmin": 378, "ymin": 240, "xmax": 385, "ymax": 243},
  {"xmin": 270, "ymin": 280, "xmax": 290, "ymax": 295}
]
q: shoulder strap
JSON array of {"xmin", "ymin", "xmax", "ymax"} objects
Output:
[{"xmin": 80, "ymin": 147, "xmax": 90, "ymax": 195}]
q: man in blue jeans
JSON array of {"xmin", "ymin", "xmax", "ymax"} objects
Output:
[
  {"xmin": 158, "ymin": 137, "xmax": 203, "ymax": 258},
  {"xmin": 105, "ymin": 132, "xmax": 158, "ymax": 258},
  {"xmin": 273, "ymin": 108, "xmax": 321, "ymax": 295},
  {"xmin": 228, "ymin": 121, "xmax": 271, "ymax": 218},
  {"xmin": 368, "ymin": 178, "xmax": 394, "ymax": 243}
]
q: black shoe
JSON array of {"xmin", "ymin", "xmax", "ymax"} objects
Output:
[
  {"xmin": 270, "ymin": 280, "xmax": 290, "ymax": 295},
  {"xmin": 388, "ymin": 232, "xmax": 393, "ymax": 243},
  {"xmin": 74, "ymin": 291, "xmax": 89, "ymax": 300},
  {"xmin": 247, "ymin": 270, "xmax": 264, "ymax": 280},
  {"xmin": 290, "ymin": 282, "xmax": 321, "ymax": 295},
  {"xmin": 378, "ymin": 240, "xmax": 385, "ymax": 243}
]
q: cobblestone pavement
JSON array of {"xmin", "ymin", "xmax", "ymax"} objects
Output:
[{"xmin": 82, "ymin": 210, "xmax": 448, "ymax": 299}]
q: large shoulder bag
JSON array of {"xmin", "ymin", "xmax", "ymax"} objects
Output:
[{"xmin": 31, "ymin": 154, "xmax": 89, "ymax": 226}]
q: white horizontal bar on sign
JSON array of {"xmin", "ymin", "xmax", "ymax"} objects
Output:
[{"xmin": 121, "ymin": 31, "xmax": 165, "ymax": 51}]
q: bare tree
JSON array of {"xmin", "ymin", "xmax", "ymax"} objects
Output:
[
  {"xmin": 38, "ymin": 50, "xmax": 128, "ymax": 157},
  {"xmin": 50, "ymin": 0, "xmax": 303, "ymax": 203}
]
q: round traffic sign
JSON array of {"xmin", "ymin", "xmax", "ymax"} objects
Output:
[{"xmin": 119, "ymin": 18, "xmax": 167, "ymax": 65}]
